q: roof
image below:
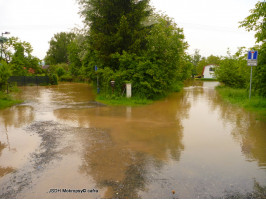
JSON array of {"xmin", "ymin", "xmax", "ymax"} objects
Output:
[
  {"xmin": 202, "ymin": 64, "xmax": 218, "ymax": 75},
  {"xmin": 42, "ymin": 65, "xmax": 50, "ymax": 69}
]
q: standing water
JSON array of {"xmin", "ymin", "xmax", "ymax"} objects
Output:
[{"xmin": 0, "ymin": 82, "xmax": 265, "ymax": 198}]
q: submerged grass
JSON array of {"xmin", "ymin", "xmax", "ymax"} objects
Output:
[
  {"xmin": 95, "ymin": 82, "xmax": 184, "ymax": 106},
  {"xmin": 0, "ymin": 92, "xmax": 22, "ymax": 109},
  {"xmin": 216, "ymin": 86, "xmax": 266, "ymax": 120},
  {"xmin": 96, "ymin": 95, "xmax": 153, "ymax": 106},
  {"xmin": 196, "ymin": 78, "xmax": 218, "ymax": 81}
]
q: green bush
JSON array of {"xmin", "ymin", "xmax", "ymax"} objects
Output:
[
  {"xmin": 60, "ymin": 74, "xmax": 73, "ymax": 82},
  {"xmin": 49, "ymin": 74, "xmax": 58, "ymax": 85},
  {"xmin": 0, "ymin": 61, "xmax": 11, "ymax": 91},
  {"xmin": 216, "ymin": 86, "xmax": 266, "ymax": 119},
  {"xmin": 253, "ymin": 43, "xmax": 266, "ymax": 97},
  {"xmin": 56, "ymin": 66, "xmax": 66, "ymax": 77},
  {"xmin": 83, "ymin": 14, "xmax": 189, "ymax": 100},
  {"xmin": 0, "ymin": 91, "xmax": 22, "ymax": 109},
  {"xmin": 215, "ymin": 49, "xmax": 249, "ymax": 88}
]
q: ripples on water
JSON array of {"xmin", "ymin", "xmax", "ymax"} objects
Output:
[{"xmin": 0, "ymin": 82, "xmax": 265, "ymax": 198}]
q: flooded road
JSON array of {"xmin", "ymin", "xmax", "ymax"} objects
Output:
[{"xmin": 0, "ymin": 82, "xmax": 265, "ymax": 198}]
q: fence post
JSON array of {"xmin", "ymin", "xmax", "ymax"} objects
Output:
[{"xmin": 36, "ymin": 76, "xmax": 38, "ymax": 86}]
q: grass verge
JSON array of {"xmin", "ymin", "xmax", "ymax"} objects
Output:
[
  {"xmin": 195, "ymin": 78, "xmax": 218, "ymax": 81},
  {"xmin": 0, "ymin": 92, "xmax": 22, "ymax": 109},
  {"xmin": 216, "ymin": 86, "xmax": 266, "ymax": 120},
  {"xmin": 96, "ymin": 95, "xmax": 153, "ymax": 106},
  {"xmin": 95, "ymin": 81, "xmax": 184, "ymax": 106}
]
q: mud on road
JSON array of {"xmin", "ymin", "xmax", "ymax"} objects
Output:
[
  {"xmin": 0, "ymin": 121, "xmax": 102, "ymax": 198},
  {"xmin": 0, "ymin": 82, "xmax": 265, "ymax": 198}
]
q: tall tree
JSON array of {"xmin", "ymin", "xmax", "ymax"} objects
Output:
[
  {"xmin": 196, "ymin": 55, "xmax": 221, "ymax": 76},
  {"xmin": 44, "ymin": 32, "xmax": 75, "ymax": 65},
  {"xmin": 239, "ymin": 1, "xmax": 266, "ymax": 97},
  {"xmin": 239, "ymin": 1, "xmax": 266, "ymax": 43},
  {"xmin": 2, "ymin": 37, "xmax": 41, "ymax": 76},
  {"xmin": 215, "ymin": 48, "xmax": 249, "ymax": 88},
  {"xmin": 0, "ymin": 61, "xmax": 11, "ymax": 90},
  {"xmin": 77, "ymin": 0, "xmax": 152, "ymax": 69},
  {"xmin": 67, "ymin": 33, "xmax": 87, "ymax": 76},
  {"xmin": 191, "ymin": 49, "xmax": 201, "ymax": 76}
]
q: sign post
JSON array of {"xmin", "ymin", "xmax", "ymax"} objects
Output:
[
  {"xmin": 95, "ymin": 66, "xmax": 100, "ymax": 93},
  {"xmin": 247, "ymin": 50, "xmax": 258, "ymax": 100}
]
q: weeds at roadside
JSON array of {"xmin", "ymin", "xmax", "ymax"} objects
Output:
[{"xmin": 216, "ymin": 86, "xmax": 266, "ymax": 120}]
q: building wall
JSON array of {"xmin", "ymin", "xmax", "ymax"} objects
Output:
[{"xmin": 203, "ymin": 65, "xmax": 216, "ymax": 79}]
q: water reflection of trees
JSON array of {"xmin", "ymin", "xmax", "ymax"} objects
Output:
[
  {"xmin": 54, "ymin": 91, "xmax": 191, "ymax": 198},
  {"xmin": 79, "ymin": 131, "xmax": 148, "ymax": 199},
  {"xmin": 0, "ymin": 142, "xmax": 14, "ymax": 177},
  {"xmin": 0, "ymin": 106, "xmax": 34, "ymax": 128},
  {"xmin": 206, "ymin": 84, "xmax": 266, "ymax": 169},
  {"xmin": 50, "ymin": 83, "xmax": 96, "ymax": 103}
]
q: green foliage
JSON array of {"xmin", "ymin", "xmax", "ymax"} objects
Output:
[
  {"xmin": 238, "ymin": 2, "xmax": 266, "ymax": 97},
  {"xmin": 216, "ymin": 86, "xmax": 266, "ymax": 120},
  {"xmin": 0, "ymin": 61, "xmax": 11, "ymax": 90},
  {"xmin": 0, "ymin": 91, "xmax": 22, "ymax": 109},
  {"xmin": 96, "ymin": 94, "xmax": 153, "ymax": 106},
  {"xmin": 67, "ymin": 33, "xmax": 85, "ymax": 76},
  {"xmin": 215, "ymin": 48, "xmax": 249, "ymax": 88},
  {"xmin": 47, "ymin": 63, "xmax": 69, "ymax": 74},
  {"xmin": 44, "ymin": 32, "xmax": 76, "ymax": 65},
  {"xmin": 45, "ymin": 31, "xmax": 88, "ymax": 80},
  {"xmin": 190, "ymin": 49, "xmax": 201, "ymax": 76},
  {"xmin": 78, "ymin": 0, "xmax": 152, "ymax": 69},
  {"xmin": 60, "ymin": 74, "xmax": 73, "ymax": 82},
  {"xmin": 2, "ymin": 37, "xmax": 42, "ymax": 76},
  {"xmin": 195, "ymin": 54, "xmax": 221, "ymax": 76},
  {"xmin": 253, "ymin": 43, "xmax": 266, "ymax": 97},
  {"xmin": 77, "ymin": 1, "xmax": 189, "ymax": 99},
  {"xmin": 49, "ymin": 74, "xmax": 58, "ymax": 85},
  {"xmin": 239, "ymin": 1, "xmax": 266, "ymax": 43},
  {"xmin": 93, "ymin": 14, "xmax": 187, "ymax": 99},
  {"xmin": 198, "ymin": 78, "xmax": 217, "ymax": 81},
  {"xmin": 56, "ymin": 66, "xmax": 66, "ymax": 77}
]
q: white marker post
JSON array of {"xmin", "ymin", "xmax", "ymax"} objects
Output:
[{"xmin": 126, "ymin": 83, "xmax": 132, "ymax": 98}]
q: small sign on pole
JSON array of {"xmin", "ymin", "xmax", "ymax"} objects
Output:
[
  {"xmin": 247, "ymin": 50, "xmax": 258, "ymax": 66},
  {"xmin": 247, "ymin": 50, "xmax": 258, "ymax": 100}
]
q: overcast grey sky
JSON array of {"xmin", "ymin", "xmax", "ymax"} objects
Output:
[{"xmin": 0, "ymin": 0, "xmax": 259, "ymax": 60}]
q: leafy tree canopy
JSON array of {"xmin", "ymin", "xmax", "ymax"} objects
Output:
[
  {"xmin": 239, "ymin": 1, "xmax": 266, "ymax": 97},
  {"xmin": 1, "ymin": 37, "xmax": 41, "ymax": 76},
  {"xmin": 77, "ymin": 0, "xmax": 152, "ymax": 69},
  {"xmin": 239, "ymin": 1, "xmax": 266, "ymax": 43},
  {"xmin": 44, "ymin": 32, "xmax": 76, "ymax": 65}
]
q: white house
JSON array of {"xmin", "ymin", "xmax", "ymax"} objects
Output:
[{"xmin": 202, "ymin": 65, "xmax": 217, "ymax": 79}]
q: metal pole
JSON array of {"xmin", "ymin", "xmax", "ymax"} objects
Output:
[
  {"xmin": 1, "ymin": 33, "xmax": 3, "ymax": 59},
  {"xmin": 97, "ymin": 75, "xmax": 99, "ymax": 93},
  {"xmin": 249, "ymin": 66, "xmax": 253, "ymax": 100}
]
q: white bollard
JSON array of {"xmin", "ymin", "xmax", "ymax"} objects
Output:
[{"xmin": 126, "ymin": 83, "xmax": 132, "ymax": 98}]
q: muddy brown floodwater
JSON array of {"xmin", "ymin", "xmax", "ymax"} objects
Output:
[{"xmin": 0, "ymin": 82, "xmax": 265, "ymax": 198}]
